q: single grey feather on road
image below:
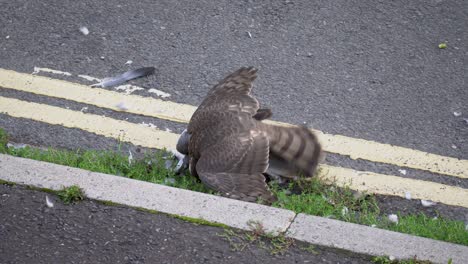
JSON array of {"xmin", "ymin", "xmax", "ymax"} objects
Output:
[{"xmin": 91, "ymin": 67, "xmax": 155, "ymax": 88}]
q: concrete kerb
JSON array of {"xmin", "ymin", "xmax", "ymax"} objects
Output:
[
  {"xmin": 0, "ymin": 154, "xmax": 294, "ymax": 235},
  {"xmin": 1, "ymin": 154, "xmax": 467, "ymax": 263},
  {"xmin": 287, "ymin": 214, "xmax": 468, "ymax": 264}
]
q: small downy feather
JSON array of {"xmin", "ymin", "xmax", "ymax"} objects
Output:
[{"xmin": 46, "ymin": 195, "xmax": 54, "ymax": 208}]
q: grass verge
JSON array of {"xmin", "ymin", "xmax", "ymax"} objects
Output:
[
  {"xmin": 271, "ymin": 179, "xmax": 468, "ymax": 245},
  {"xmin": 0, "ymin": 128, "xmax": 467, "ymax": 246}
]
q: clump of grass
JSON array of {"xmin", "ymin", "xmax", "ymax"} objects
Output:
[
  {"xmin": 58, "ymin": 185, "xmax": 84, "ymax": 204},
  {"xmin": 299, "ymin": 244, "xmax": 319, "ymax": 255},
  {"xmin": 217, "ymin": 221, "xmax": 295, "ymax": 255},
  {"xmin": 272, "ymin": 178, "xmax": 380, "ymax": 225},
  {"xmin": 0, "ymin": 128, "xmax": 8, "ymax": 153}
]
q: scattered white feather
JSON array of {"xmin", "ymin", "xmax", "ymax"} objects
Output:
[
  {"xmin": 140, "ymin": 122, "xmax": 158, "ymax": 129},
  {"xmin": 125, "ymin": 60, "xmax": 133, "ymax": 65},
  {"xmin": 6, "ymin": 142, "xmax": 27, "ymax": 149},
  {"xmin": 421, "ymin": 200, "xmax": 436, "ymax": 207},
  {"xmin": 451, "ymin": 144, "xmax": 457, "ymax": 149},
  {"xmin": 453, "ymin": 111, "xmax": 462, "ymax": 117},
  {"xmin": 388, "ymin": 214, "xmax": 398, "ymax": 224},
  {"xmin": 77, "ymin": 74, "xmax": 101, "ymax": 82},
  {"xmin": 79, "ymin": 26, "xmax": 89, "ymax": 35},
  {"xmin": 398, "ymin": 169, "xmax": 407, "ymax": 175},
  {"xmin": 247, "ymin": 31, "xmax": 252, "ymax": 38},
  {"xmin": 147, "ymin": 88, "xmax": 171, "ymax": 98},
  {"xmin": 165, "ymin": 127, "xmax": 172, "ymax": 132},
  {"xmin": 115, "ymin": 102, "xmax": 129, "ymax": 111},
  {"xmin": 322, "ymin": 194, "xmax": 334, "ymax": 205},
  {"xmin": 404, "ymin": 191, "xmax": 411, "ymax": 200},
  {"xmin": 341, "ymin": 207, "xmax": 349, "ymax": 216},
  {"xmin": 170, "ymin": 149, "xmax": 186, "ymax": 161},
  {"xmin": 164, "ymin": 159, "xmax": 174, "ymax": 170},
  {"xmin": 174, "ymin": 157, "xmax": 185, "ymax": 172},
  {"xmin": 6, "ymin": 35, "xmax": 10, "ymax": 39},
  {"xmin": 389, "ymin": 256, "xmax": 395, "ymax": 261},
  {"xmin": 80, "ymin": 107, "xmax": 88, "ymax": 112},
  {"xmin": 128, "ymin": 150, "xmax": 133, "ymax": 165},
  {"xmin": 100, "ymin": 56, "xmax": 105, "ymax": 60},
  {"xmin": 46, "ymin": 196, "xmax": 54, "ymax": 208},
  {"xmin": 352, "ymin": 190, "xmax": 364, "ymax": 200},
  {"xmin": 164, "ymin": 178, "xmax": 176, "ymax": 185}
]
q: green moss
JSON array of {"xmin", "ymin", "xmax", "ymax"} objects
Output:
[
  {"xmin": 26, "ymin": 185, "xmax": 57, "ymax": 195},
  {"xmin": 98, "ymin": 200, "xmax": 122, "ymax": 207},
  {"xmin": 0, "ymin": 179, "xmax": 16, "ymax": 186},
  {"xmin": 172, "ymin": 214, "xmax": 229, "ymax": 228},
  {"xmin": 134, "ymin": 207, "xmax": 160, "ymax": 215}
]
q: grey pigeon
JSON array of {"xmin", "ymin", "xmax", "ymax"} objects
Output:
[{"xmin": 177, "ymin": 67, "xmax": 323, "ymax": 204}]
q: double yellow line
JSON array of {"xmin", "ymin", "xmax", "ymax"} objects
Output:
[{"xmin": 0, "ymin": 69, "xmax": 467, "ymax": 207}]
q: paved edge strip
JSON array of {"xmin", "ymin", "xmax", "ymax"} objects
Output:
[
  {"xmin": 1, "ymin": 68, "xmax": 466, "ymax": 179},
  {"xmin": 1, "ymin": 96, "xmax": 466, "ymax": 208},
  {"xmin": 286, "ymin": 214, "xmax": 468, "ymax": 264},
  {"xmin": 0, "ymin": 154, "xmax": 295, "ymax": 235},
  {"xmin": 1, "ymin": 154, "xmax": 467, "ymax": 264}
]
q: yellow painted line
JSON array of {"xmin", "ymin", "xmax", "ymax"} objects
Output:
[
  {"xmin": 0, "ymin": 68, "xmax": 467, "ymax": 179},
  {"xmin": 319, "ymin": 165, "xmax": 468, "ymax": 208},
  {"xmin": 0, "ymin": 96, "xmax": 179, "ymax": 150},
  {"xmin": 0, "ymin": 68, "xmax": 195, "ymax": 123},
  {"xmin": 265, "ymin": 120, "xmax": 468, "ymax": 179},
  {"xmin": 0, "ymin": 96, "xmax": 466, "ymax": 208}
]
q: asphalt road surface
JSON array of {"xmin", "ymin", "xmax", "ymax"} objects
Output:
[
  {"xmin": 0, "ymin": 184, "xmax": 372, "ymax": 264},
  {"xmin": 0, "ymin": 0, "xmax": 466, "ymax": 158}
]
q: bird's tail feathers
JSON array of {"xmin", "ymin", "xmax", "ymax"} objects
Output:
[{"xmin": 261, "ymin": 123, "xmax": 323, "ymax": 177}]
